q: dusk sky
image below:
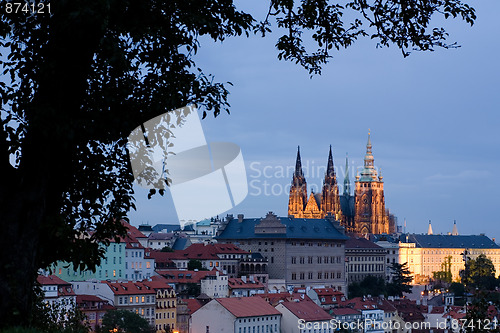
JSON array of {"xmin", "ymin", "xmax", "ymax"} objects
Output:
[{"xmin": 129, "ymin": 1, "xmax": 500, "ymax": 238}]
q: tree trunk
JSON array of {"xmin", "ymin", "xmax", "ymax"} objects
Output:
[{"xmin": 0, "ymin": 171, "xmax": 47, "ymax": 327}]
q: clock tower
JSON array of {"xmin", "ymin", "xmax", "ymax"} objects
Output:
[{"xmin": 354, "ymin": 131, "xmax": 389, "ymax": 234}]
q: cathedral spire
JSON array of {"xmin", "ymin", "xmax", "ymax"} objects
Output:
[
  {"xmin": 326, "ymin": 145, "xmax": 334, "ymax": 177},
  {"xmin": 343, "ymin": 153, "xmax": 351, "ymax": 196},
  {"xmin": 294, "ymin": 146, "xmax": 304, "ymax": 178},
  {"xmin": 364, "ymin": 129, "xmax": 374, "ymax": 169}
]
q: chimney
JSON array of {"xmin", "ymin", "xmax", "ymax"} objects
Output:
[{"xmin": 238, "ymin": 214, "xmax": 244, "ymax": 223}]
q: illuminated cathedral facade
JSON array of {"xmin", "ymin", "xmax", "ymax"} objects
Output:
[{"xmin": 288, "ymin": 132, "xmax": 396, "ymax": 234}]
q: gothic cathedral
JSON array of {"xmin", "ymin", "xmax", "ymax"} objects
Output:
[{"xmin": 287, "ymin": 132, "xmax": 396, "ymax": 234}]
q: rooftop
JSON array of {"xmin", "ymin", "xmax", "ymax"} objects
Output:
[
  {"xmin": 216, "ymin": 297, "xmax": 281, "ymax": 318},
  {"xmin": 217, "ymin": 212, "xmax": 348, "ymax": 241},
  {"xmin": 279, "ymin": 300, "xmax": 333, "ymax": 322},
  {"xmin": 402, "ymin": 234, "xmax": 499, "ymax": 249},
  {"xmin": 104, "ymin": 281, "xmax": 156, "ymax": 295}
]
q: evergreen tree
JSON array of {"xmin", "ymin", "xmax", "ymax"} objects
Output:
[{"xmin": 387, "ymin": 262, "xmax": 413, "ymax": 297}]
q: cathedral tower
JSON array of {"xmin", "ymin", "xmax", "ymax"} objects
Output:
[
  {"xmin": 288, "ymin": 146, "xmax": 307, "ymax": 217},
  {"xmin": 354, "ymin": 131, "xmax": 389, "ymax": 234},
  {"xmin": 321, "ymin": 146, "xmax": 342, "ymax": 220}
]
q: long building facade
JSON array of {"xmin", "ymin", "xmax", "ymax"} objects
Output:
[
  {"xmin": 288, "ymin": 132, "xmax": 397, "ymax": 235},
  {"xmin": 216, "ymin": 212, "xmax": 349, "ymax": 293},
  {"xmin": 399, "ymin": 233, "xmax": 500, "ymax": 283}
]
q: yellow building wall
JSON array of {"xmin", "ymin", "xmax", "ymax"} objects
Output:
[
  {"xmin": 155, "ymin": 288, "xmax": 177, "ymax": 333},
  {"xmin": 399, "ymin": 243, "xmax": 500, "ymax": 284}
]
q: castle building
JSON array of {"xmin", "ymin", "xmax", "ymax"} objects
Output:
[
  {"xmin": 216, "ymin": 212, "xmax": 348, "ymax": 293},
  {"xmin": 288, "ymin": 132, "xmax": 396, "ymax": 234},
  {"xmin": 399, "ymin": 224, "xmax": 500, "ymax": 283}
]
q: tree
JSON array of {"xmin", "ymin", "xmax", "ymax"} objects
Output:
[
  {"xmin": 462, "ymin": 254, "xmax": 497, "ymax": 290},
  {"xmin": 348, "ymin": 275, "xmax": 387, "ymax": 298},
  {"xmin": 0, "ymin": 0, "xmax": 476, "ymax": 327},
  {"xmin": 100, "ymin": 309, "xmax": 152, "ymax": 333},
  {"xmin": 387, "ymin": 262, "xmax": 413, "ymax": 297},
  {"xmin": 160, "ymin": 246, "xmax": 174, "ymax": 253},
  {"xmin": 432, "ymin": 255, "xmax": 452, "ymax": 284},
  {"xmin": 187, "ymin": 259, "xmax": 207, "ymax": 271},
  {"xmin": 29, "ymin": 284, "xmax": 89, "ymax": 333}
]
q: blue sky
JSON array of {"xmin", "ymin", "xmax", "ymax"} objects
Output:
[{"xmin": 129, "ymin": 1, "xmax": 500, "ymax": 238}]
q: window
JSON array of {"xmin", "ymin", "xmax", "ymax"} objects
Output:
[
  {"xmin": 291, "ymin": 257, "xmax": 296, "ymax": 264},
  {"xmin": 113, "ymin": 270, "xmax": 116, "ymax": 277},
  {"xmin": 337, "ymin": 272, "xmax": 342, "ymax": 279},
  {"xmin": 141, "ymin": 296, "xmax": 145, "ymax": 303},
  {"xmin": 146, "ymin": 262, "xmax": 151, "ymax": 269},
  {"xmin": 299, "ymin": 257, "xmax": 304, "ymax": 264},
  {"xmin": 130, "ymin": 297, "xmax": 133, "ymax": 303},
  {"xmin": 308, "ymin": 272, "xmax": 313, "ymax": 279},
  {"xmin": 318, "ymin": 272, "xmax": 322, "ymax": 279},
  {"xmin": 291, "ymin": 273, "xmax": 297, "ymax": 280},
  {"xmin": 324, "ymin": 256, "xmax": 329, "ymax": 264},
  {"xmin": 308, "ymin": 256, "xmax": 313, "ymax": 264},
  {"xmin": 299, "ymin": 272, "xmax": 305, "ymax": 279},
  {"xmin": 317, "ymin": 257, "xmax": 322, "ymax": 264},
  {"xmin": 136, "ymin": 296, "xmax": 139, "ymax": 303}
]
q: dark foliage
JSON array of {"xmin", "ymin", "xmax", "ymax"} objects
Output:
[
  {"xmin": 387, "ymin": 262, "xmax": 413, "ymax": 297},
  {"xmin": 99, "ymin": 309, "xmax": 153, "ymax": 333},
  {"xmin": 348, "ymin": 275, "xmax": 387, "ymax": 298}
]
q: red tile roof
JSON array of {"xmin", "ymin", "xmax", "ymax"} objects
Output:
[
  {"xmin": 331, "ymin": 308, "xmax": 361, "ymax": 316},
  {"xmin": 216, "ymin": 297, "xmax": 281, "ymax": 318},
  {"xmin": 255, "ymin": 292, "xmax": 312, "ymax": 306},
  {"xmin": 185, "ymin": 299, "xmax": 204, "ymax": 315},
  {"xmin": 104, "ymin": 281, "xmax": 156, "ymax": 295},
  {"xmin": 376, "ymin": 299, "xmax": 397, "ymax": 313},
  {"xmin": 158, "ymin": 243, "xmax": 249, "ymax": 260},
  {"xmin": 443, "ymin": 310, "xmax": 466, "ymax": 320},
  {"xmin": 228, "ymin": 278, "xmax": 265, "ymax": 290},
  {"xmin": 345, "ymin": 237, "xmax": 382, "ymax": 249},
  {"xmin": 142, "ymin": 277, "xmax": 173, "ymax": 290},
  {"xmin": 122, "ymin": 220, "xmax": 147, "ymax": 239},
  {"xmin": 37, "ymin": 275, "xmax": 70, "ymax": 286},
  {"xmin": 430, "ymin": 306, "xmax": 444, "ymax": 314},
  {"xmin": 279, "ymin": 301, "xmax": 332, "ymax": 321},
  {"xmin": 338, "ymin": 297, "xmax": 379, "ymax": 310},
  {"xmin": 76, "ymin": 294, "xmax": 107, "ymax": 303}
]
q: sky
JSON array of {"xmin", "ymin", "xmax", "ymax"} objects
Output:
[{"xmin": 129, "ymin": 1, "xmax": 500, "ymax": 238}]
